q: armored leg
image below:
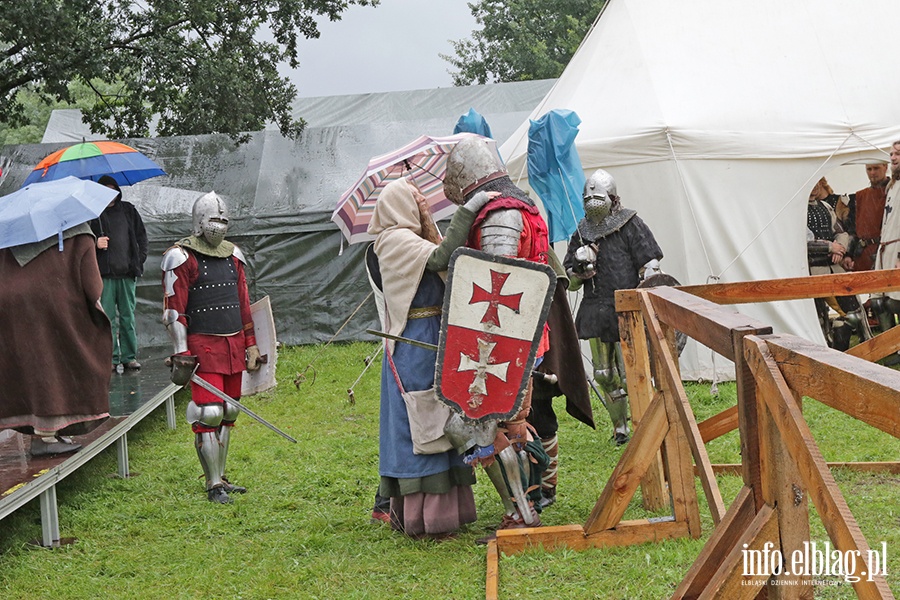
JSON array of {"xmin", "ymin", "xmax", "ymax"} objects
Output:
[
  {"xmin": 217, "ymin": 401, "xmax": 245, "ymax": 493},
  {"xmin": 186, "ymin": 400, "xmax": 231, "ymax": 503},
  {"xmin": 870, "ymin": 296, "xmax": 898, "ymax": 332},
  {"xmin": 591, "ymin": 339, "xmax": 630, "ymax": 444}
]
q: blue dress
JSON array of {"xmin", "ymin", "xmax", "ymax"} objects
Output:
[{"xmin": 378, "ymin": 270, "xmax": 471, "ymax": 487}]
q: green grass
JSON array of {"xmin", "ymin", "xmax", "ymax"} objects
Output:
[{"xmin": 0, "ymin": 342, "xmax": 897, "ymax": 599}]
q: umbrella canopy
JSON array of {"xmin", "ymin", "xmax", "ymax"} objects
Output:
[
  {"xmin": 0, "ymin": 176, "xmax": 119, "ymax": 250},
  {"xmin": 333, "ymin": 133, "xmax": 499, "ymax": 244},
  {"xmin": 526, "ymin": 109, "xmax": 586, "ymax": 243},
  {"xmin": 22, "ymin": 141, "xmax": 166, "ymax": 188},
  {"xmin": 453, "ymin": 108, "xmax": 494, "ymax": 138}
]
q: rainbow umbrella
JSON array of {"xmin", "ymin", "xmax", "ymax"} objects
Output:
[
  {"xmin": 22, "ymin": 141, "xmax": 166, "ymax": 188},
  {"xmin": 333, "ymin": 133, "xmax": 499, "ymax": 245}
]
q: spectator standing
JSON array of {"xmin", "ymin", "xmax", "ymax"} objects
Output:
[{"xmin": 89, "ymin": 175, "xmax": 148, "ymax": 371}]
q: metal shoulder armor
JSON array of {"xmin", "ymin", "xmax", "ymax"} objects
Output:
[
  {"xmin": 162, "ymin": 245, "xmax": 189, "ymax": 271},
  {"xmin": 479, "ymin": 208, "xmax": 523, "ymax": 257},
  {"xmin": 232, "ymin": 244, "xmax": 246, "ymax": 264}
]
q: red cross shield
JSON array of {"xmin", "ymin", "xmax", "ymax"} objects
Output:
[{"xmin": 436, "ymin": 248, "xmax": 556, "ymax": 422}]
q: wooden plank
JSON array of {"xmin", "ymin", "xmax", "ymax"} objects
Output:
[
  {"xmin": 619, "ymin": 308, "xmax": 668, "ymax": 511},
  {"xmin": 678, "ymin": 269, "xmax": 900, "ymax": 305},
  {"xmin": 642, "ymin": 293, "xmax": 726, "ymax": 525},
  {"xmin": 697, "ymin": 504, "xmax": 779, "ymax": 600},
  {"xmin": 584, "ymin": 392, "xmax": 670, "ymax": 534},
  {"xmin": 846, "ymin": 323, "xmax": 900, "ymax": 363},
  {"xmin": 706, "ymin": 462, "xmax": 900, "ymax": 475},
  {"xmin": 733, "ymin": 327, "xmax": 765, "ymax": 510},
  {"xmin": 764, "ymin": 335, "xmax": 900, "ymax": 439},
  {"xmin": 755, "ymin": 368, "xmax": 812, "ymax": 599},
  {"xmin": 745, "ymin": 338, "xmax": 894, "ymax": 599},
  {"xmin": 698, "ymin": 405, "xmax": 739, "ymax": 443},
  {"xmin": 625, "ymin": 287, "xmax": 771, "ymax": 359},
  {"xmin": 674, "ymin": 486, "xmax": 756, "ymax": 599},
  {"xmin": 495, "ymin": 520, "xmax": 689, "ymax": 555},
  {"xmin": 485, "ymin": 539, "xmax": 499, "ymax": 600},
  {"xmin": 658, "ymin": 382, "xmax": 704, "ymax": 539}
]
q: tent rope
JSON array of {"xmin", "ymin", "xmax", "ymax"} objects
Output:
[
  {"xmin": 293, "ymin": 290, "xmax": 374, "ymax": 389},
  {"xmin": 713, "ymin": 132, "xmax": 854, "ymax": 279},
  {"xmin": 346, "ymin": 343, "xmax": 384, "ymax": 405},
  {"xmin": 664, "ymin": 128, "xmax": 715, "ymax": 277}
]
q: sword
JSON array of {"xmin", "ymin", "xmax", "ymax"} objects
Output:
[
  {"xmin": 366, "ymin": 329, "xmax": 558, "ymax": 383},
  {"xmin": 189, "ymin": 373, "xmax": 298, "ymax": 443}
]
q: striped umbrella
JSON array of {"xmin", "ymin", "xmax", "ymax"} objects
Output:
[
  {"xmin": 22, "ymin": 141, "xmax": 166, "ymax": 188},
  {"xmin": 332, "ymin": 133, "xmax": 499, "ymax": 245}
]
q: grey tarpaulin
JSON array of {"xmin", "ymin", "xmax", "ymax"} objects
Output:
[{"xmin": 0, "ymin": 80, "xmax": 555, "ymax": 351}]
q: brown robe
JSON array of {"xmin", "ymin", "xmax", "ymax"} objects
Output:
[
  {"xmin": 853, "ymin": 183, "xmax": 888, "ymax": 271},
  {"xmin": 0, "ymin": 233, "xmax": 111, "ymax": 434}
]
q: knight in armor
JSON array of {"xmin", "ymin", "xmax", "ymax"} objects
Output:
[
  {"xmin": 563, "ymin": 169, "xmax": 663, "ymax": 446},
  {"xmin": 161, "ymin": 192, "xmax": 261, "ymax": 504},
  {"xmin": 806, "ymin": 177, "xmax": 872, "ymax": 350},
  {"xmin": 442, "ymin": 136, "xmax": 594, "ymax": 531}
]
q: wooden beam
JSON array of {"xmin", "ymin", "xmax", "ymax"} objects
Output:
[
  {"xmin": 618, "ymin": 308, "xmax": 669, "ymax": 511},
  {"xmin": 495, "ymin": 520, "xmax": 689, "ymax": 555},
  {"xmin": 485, "ymin": 540, "xmax": 499, "ymax": 600},
  {"xmin": 642, "ymin": 293, "xmax": 726, "ymax": 525},
  {"xmin": 763, "ymin": 335, "xmax": 900, "ymax": 439},
  {"xmin": 584, "ymin": 392, "xmax": 670, "ymax": 534},
  {"xmin": 745, "ymin": 337, "xmax": 893, "ymax": 598},
  {"xmin": 696, "ymin": 503, "xmax": 779, "ymax": 600},
  {"xmin": 674, "ymin": 486, "xmax": 757, "ymax": 599},
  {"xmin": 677, "ymin": 269, "xmax": 900, "ymax": 305},
  {"xmin": 705, "ymin": 462, "xmax": 900, "ymax": 476},
  {"xmin": 733, "ymin": 327, "xmax": 765, "ymax": 510},
  {"xmin": 698, "ymin": 405, "xmax": 739, "ymax": 443},
  {"xmin": 618, "ymin": 287, "xmax": 771, "ymax": 359},
  {"xmin": 847, "ymin": 324, "xmax": 900, "ymax": 363}
]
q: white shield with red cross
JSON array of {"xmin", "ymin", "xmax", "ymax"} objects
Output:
[{"xmin": 436, "ymin": 248, "xmax": 556, "ymax": 422}]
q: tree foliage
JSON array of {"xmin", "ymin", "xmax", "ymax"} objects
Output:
[
  {"xmin": 443, "ymin": 0, "xmax": 605, "ymax": 86},
  {"xmin": 0, "ymin": 0, "xmax": 377, "ymax": 142}
]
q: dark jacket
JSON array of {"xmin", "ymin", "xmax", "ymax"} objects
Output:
[{"xmin": 89, "ymin": 200, "xmax": 148, "ymax": 278}]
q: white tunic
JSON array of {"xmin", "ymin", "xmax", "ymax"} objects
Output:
[{"xmin": 875, "ymin": 179, "xmax": 900, "ymax": 300}]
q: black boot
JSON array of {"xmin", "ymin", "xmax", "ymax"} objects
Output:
[{"xmin": 207, "ymin": 485, "xmax": 232, "ymax": 504}]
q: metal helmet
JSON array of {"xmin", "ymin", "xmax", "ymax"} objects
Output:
[
  {"xmin": 443, "ymin": 136, "xmax": 506, "ymax": 205},
  {"xmin": 192, "ymin": 191, "xmax": 229, "ymax": 247},
  {"xmin": 583, "ymin": 169, "xmax": 618, "ymax": 225}
]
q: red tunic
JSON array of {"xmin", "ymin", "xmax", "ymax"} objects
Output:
[
  {"xmin": 853, "ymin": 184, "xmax": 888, "ymax": 271},
  {"xmin": 164, "ymin": 250, "xmax": 257, "ymax": 376}
]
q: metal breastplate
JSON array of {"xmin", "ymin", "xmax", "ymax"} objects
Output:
[
  {"xmin": 186, "ymin": 254, "xmax": 243, "ymax": 335},
  {"xmin": 807, "ymin": 201, "xmax": 833, "ymax": 241}
]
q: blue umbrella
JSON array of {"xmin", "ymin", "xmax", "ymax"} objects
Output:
[
  {"xmin": 453, "ymin": 108, "xmax": 493, "ymax": 138},
  {"xmin": 0, "ymin": 176, "xmax": 119, "ymax": 250},
  {"xmin": 526, "ymin": 109, "xmax": 586, "ymax": 243}
]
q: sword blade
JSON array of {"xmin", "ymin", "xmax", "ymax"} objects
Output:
[
  {"xmin": 189, "ymin": 374, "xmax": 298, "ymax": 443},
  {"xmin": 365, "ymin": 329, "xmax": 438, "ymax": 351}
]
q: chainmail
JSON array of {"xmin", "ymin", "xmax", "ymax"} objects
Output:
[
  {"xmin": 806, "ymin": 201, "xmax": 833, "ymax": 241},
  {"xmin": 465, "ymin": 175, "xmax": 535, "ymax": 207},
  {"xmin": 577, "ymin": 208, "xmax": 637, "ymax": 241}
]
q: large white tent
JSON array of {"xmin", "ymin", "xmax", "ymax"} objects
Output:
[{"xmin": 500, "ymin": 0, "xmax": 900, "ymax": 379}]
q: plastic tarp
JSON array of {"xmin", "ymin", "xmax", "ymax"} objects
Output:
[
  {"xmin": 500, "ymin": 0, "xmax": 900, "ymax": 380},
  {"xmin": 1, "ymin": 79, "xmax": 556, "ymax": 354},
  {"xmin": 453, "ymin": 108, "xmax": 493, "ymax": 138},
  {"xmin": 526, "ymin": 109, "xmax": 586, "ymax": 243}
]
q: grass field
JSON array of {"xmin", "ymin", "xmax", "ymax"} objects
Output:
[{"xmin": 0, "ymin": 342, "xmax": 897, "ymax": 599}]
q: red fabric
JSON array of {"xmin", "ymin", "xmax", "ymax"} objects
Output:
[
  {"xmin": 190, "ymin": 371, "xmax": 242, "ymax": 406},
  {"xmin": 163, "ymin": 250, "xmax": 257, "ymax": 375},
  {"xmin": 853, "ymin": 184, "xmax": 887, "ymax": 271},
  {"xmin": 469, "ymin": 197, "xmax": 552, "ymax": 355}
]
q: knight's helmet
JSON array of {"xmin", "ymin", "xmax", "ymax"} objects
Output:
[
  {"xmin": 582, "ymin": 169, "xmax": 619, "ymax": 225},
  {"xmin": 443, "ymin": 136, "xmax": 506, "ymax": 205},
  {"xmin": 192, "ymin": 191, "xmax": 229, "ymax": 247}
]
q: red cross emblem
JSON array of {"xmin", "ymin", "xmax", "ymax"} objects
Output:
[{"xmin": 469, "ymin": 269, "xmax": 522, "ymax": 327}]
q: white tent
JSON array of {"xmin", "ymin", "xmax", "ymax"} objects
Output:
[{"xmin": 500, "ymin": 0, "xmax": 900, "ymax": 380}]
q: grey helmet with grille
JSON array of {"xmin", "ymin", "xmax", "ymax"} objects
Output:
[
  {"xmin": 443, "ymin": 136, "xmax": 506, "ymax": 205},
  {"xmin": 192, "ymin": 191, "xmax": 229, "ymax": 247},
  {"xmin": 583, "ymin": 169, "xmax": 618, "ymax": 224}
]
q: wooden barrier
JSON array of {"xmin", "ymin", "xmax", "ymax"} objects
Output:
[{"xmin": 485, "ymin": 271, "xmax": 899, "ymax": 599}]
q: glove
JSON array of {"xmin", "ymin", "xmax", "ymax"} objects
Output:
[
  {"xmin": 245, "ymin": 345, "xmax": 262, "ymax": 372},
  {"xmin": 169, "ymin": 354, "xmax": 198, "ymax": 386}
]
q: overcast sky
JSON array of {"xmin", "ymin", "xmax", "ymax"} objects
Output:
[{"xmin": 284, "ymin": 0, "xmax": 478, "ymax": 98}]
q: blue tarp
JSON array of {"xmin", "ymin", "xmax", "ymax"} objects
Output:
[
  {"xmin": 526, "ymin": 109, "xmax": 585, "ymax": 243},
  {"xmin": 453, "ymin": 108, "xmax": 493, "ymax": 139}
]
